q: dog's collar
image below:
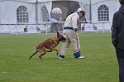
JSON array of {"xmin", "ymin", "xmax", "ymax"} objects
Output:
[{"xmin": 56, "ymin": 39, "xmax": 60, "ymax": 44}]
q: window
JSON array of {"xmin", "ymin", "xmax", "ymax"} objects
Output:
[
  {"xmin": 41, "ymin": 5, "xmax": 49, "ymax": 22},
  {"xmin": 17, "ymin": 6, "xmax": 29, "ymax": 23},
  {"xmin": 98, "ymin": 5, "xmax": 109, "ymax": 21}
]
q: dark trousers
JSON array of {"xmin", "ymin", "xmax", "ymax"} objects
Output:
[
  {"xmin": 116, "ymin": 47, "xmax": 124, "ymax": 82},
  {"xmin": 51, "ymin": 23, "xmax": 58, "ymax": 32}
]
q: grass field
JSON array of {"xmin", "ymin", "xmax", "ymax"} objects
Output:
[{"xmin": 0, "ymin": 33, "xmax": 118, "ymax": 82}]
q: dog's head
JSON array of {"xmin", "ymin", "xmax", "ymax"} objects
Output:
[{"xmin": 57, "ymin": 32, "xmax": 66, "ymax": 42}]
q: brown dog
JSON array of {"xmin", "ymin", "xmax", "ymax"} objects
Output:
[{"xmin": 29, "ymin": 32, "xmax": 66, "ymax": 59}]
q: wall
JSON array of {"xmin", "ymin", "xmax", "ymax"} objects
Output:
[
  {"xmin": 52, "ymin": 1, "xmax": 80, "ymax": 21},
  {"xmin": 91, "ymin": 1, "xmax": 120, "ymax": 30},
  {"xmin": 91, "ymin": 0, "xmax": 120, "ymax": 23},
  {"xmin": 0, "ymin": 1, "xmax": 36, "ymax": 24}
]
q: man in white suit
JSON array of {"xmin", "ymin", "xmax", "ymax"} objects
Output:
[{"xmin": 59, "ymin": 8, "xmax": 85, "ymax": 59}]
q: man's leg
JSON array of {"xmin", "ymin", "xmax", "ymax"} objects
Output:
[
  {"xmin": 55, "ymin": 23, "xmax": 58, "ymax": 32},
  {"xmin": 59, "ymin": 33, "xmax": 70, "ymax": 59},
  {"xmin": 118, "ymin": 58, "xmax": 124, "ymax": 82},
  {"xmin": 51, "ymin": 24, "xmax": 54, "ymax": 32},
  {"xmin": 69, "ymin": 31, "xmax": 83, "ymax": 58},
  {"xmin": 116, "ymin": 47, "xmax": 124, "ymax": 82}
]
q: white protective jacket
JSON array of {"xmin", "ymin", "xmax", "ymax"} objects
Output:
[{"xmin": 64, "ymin": 12, "xmax": 79, "ymax": 29}]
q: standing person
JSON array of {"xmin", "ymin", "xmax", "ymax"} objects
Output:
[
  {"xmin": 59, "ymin": 8, "xmax": 85, "ymax": 59},
  {"xmin": 112, "ymin": 0, "xmax": 124, "ymax": 81}
]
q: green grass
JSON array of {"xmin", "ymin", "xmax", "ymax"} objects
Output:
[{"xmin": 0, "ymin": 33, "xmax": 118, "ymax": 82}]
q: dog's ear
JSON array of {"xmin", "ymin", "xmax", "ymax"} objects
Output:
[{"xmin": 57, "ymin": 32, "xmax": 60, "ymax": 38}]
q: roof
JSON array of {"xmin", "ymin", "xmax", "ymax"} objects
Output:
[{"xmin": 0, "ymin": 0, "xmax": 119, "ymax": 4}]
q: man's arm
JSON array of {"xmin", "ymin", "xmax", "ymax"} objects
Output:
[{"xmin": 111, "ymin": 12, "xmax": 119, "ymax": 47}]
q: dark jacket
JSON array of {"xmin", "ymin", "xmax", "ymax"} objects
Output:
[{"xmin": 112, "ymin": 5, "xmax": 124, "ymax": 49}]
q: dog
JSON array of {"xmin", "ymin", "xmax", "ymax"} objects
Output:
[{"xmin": 29, "ymin": 32, "xmax": 66, "ymax": 59}]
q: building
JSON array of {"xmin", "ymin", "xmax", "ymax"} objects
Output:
[{"xmin": 0, "ymin": 0, "xmax": 120, "ymax": 33}]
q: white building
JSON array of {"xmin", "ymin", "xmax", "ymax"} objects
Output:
[{"xmin": 0, "ymin": 0, "xmax": 120, "ymax": 33}]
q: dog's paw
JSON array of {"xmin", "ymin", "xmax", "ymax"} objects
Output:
[
  {"xmin": 56, "ymin": 53, "xmax": 58, "ymax": 55},
  {"xmin": 39, "ymin": 56, "xmax": 42, "ymax": 59},
  {"xmin": 29, "ymin": 57, "xmax": 32, "ymax": 60}
]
